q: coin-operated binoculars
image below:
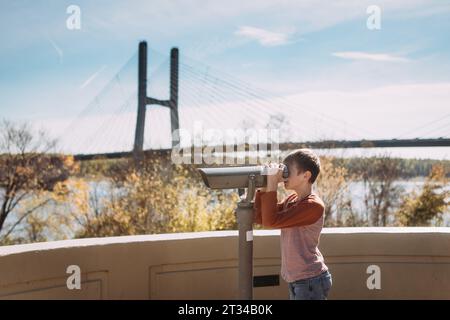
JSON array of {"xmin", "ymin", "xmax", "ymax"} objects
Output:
[{"xmin": 198, "ymin": 165, "xmax": 289, "ymax": 300}]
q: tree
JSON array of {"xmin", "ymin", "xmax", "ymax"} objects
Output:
[
  {"xmin": 315, "ymin": 156, "xmax": 354, "ymax": 226},
  {"xmin": 265, "ymin": 112, "xmax": 293, "ymax": 143},
  {"xmin": 354, "ymin": 155, "xmax": 404, "ymax": 226},
  {"xmin": 74, "ymin": 154, "xmax": 239, "ymax": 238},
  {"xmin": 0, "ymin": 120, "xmax": 78, "ymax": 243},
  {"xmin": 396, "ymin": 164, "xmax": 449, "ymax": 226}
]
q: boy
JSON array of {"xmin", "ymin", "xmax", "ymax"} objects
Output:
[{"xmin": 253, "ymin": 148, "xmax": 332, "ymax": 300}]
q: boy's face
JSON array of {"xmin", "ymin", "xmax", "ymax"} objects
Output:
[{"xmin": 282, "ymin": 161, "xmax": 311, "ymax": 190}]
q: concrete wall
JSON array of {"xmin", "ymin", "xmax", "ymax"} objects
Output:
[{"xmin": 0, "ymin": 227, "xmax": 449, "ymax": 299}]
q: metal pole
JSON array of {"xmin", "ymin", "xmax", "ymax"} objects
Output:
[{"xmin": 235, "ymin": 175, "xmax": 256, "ymax": 300}]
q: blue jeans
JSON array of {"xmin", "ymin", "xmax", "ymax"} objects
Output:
[{"xmin": 288, "ymin": 270, "xmax": 332, "ymax": 300}]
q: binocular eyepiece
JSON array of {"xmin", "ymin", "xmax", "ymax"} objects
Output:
[
  {"xmin": 282, "ymin": 164, "xmax": 289, "ymax": 179},
  {"xmin": 260, "ymin": 163, "xmax": 290, "ymax": 179},
  {"xmin": 198, "ymin": 164, "xmax": 289, "ymax": 190}
]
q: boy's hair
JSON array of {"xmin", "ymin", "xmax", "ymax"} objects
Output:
[{"xmin": 283, "ymin": 148, "xmax": 321, "ymax": 184}]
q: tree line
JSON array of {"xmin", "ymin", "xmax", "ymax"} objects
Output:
[{"xmin": 1, "ymin": 120, "xmax": 448, "ymax": 245}]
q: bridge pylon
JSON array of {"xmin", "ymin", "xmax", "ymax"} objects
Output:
[{"xmin": 133, "ymin": 41, "xmax": 179, "ymax": 162}]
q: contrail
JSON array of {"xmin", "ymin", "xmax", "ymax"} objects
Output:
[
  {"xmin": 79, "ymin": 65, "xmax": 107, "ymax": 89},
  {"xmin": 47, "ymin": 36, "xmax": 63, "ymax": 64}
]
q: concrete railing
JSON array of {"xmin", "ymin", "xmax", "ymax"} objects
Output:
[{"xmin": 0, "ymin": 227, "xmax": 449, "ymax": 299}]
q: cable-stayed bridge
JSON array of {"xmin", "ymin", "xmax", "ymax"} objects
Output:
[{"xmin": 56, "ymin": 42, "xmax": 450, "ymax": 161}]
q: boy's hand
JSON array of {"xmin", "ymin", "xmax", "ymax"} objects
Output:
[{"xmin": 263, "ymin": 163, "xmax": 284, "ymax": 192}]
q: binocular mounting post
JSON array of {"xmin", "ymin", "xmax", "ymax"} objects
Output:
[{"xmin": 236, "ymin": 174, "xmax": 256, "ymax": 300}]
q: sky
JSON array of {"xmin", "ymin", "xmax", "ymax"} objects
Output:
[{"xmin": 1, "ymin": 0, "xmax": 450, "ymax": 158}]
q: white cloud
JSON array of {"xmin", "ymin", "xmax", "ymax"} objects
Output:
[
  {"xmin": 332, "ymin": 51, "xmax": 410, "ymax": 62},
  {"xmin": 235, "ymin": 26, "xmax": 292, "ymax": 46},
  {"xmin": 3, "ymin": 0, "xmax": 448, "ymax": 53}
]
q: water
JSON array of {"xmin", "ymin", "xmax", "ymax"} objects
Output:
[
  {"xmin": 313, "ymin": 147, "xmax": 450, "ymax": 160},
  {"xmin": 189, "ymin": 147, "xmax": 450, "ymax": 166},
  {"xmin": 344, "ymin": 178, "xmax": 449, "ymax": 226}
]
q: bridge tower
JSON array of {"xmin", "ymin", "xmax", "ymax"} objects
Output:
[{"xmin": 133, "ymin": 41, "xmax": 179, "ymax": 161}]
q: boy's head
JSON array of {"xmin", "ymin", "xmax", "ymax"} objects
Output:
[{"xmin": 282, "ymin": 149, "xmax": 320, "ymax": 190}]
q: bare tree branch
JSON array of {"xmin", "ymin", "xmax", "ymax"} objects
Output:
[{"xmin": 1, "ymin": 198, "xmax": 52, "ymax": 240}]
